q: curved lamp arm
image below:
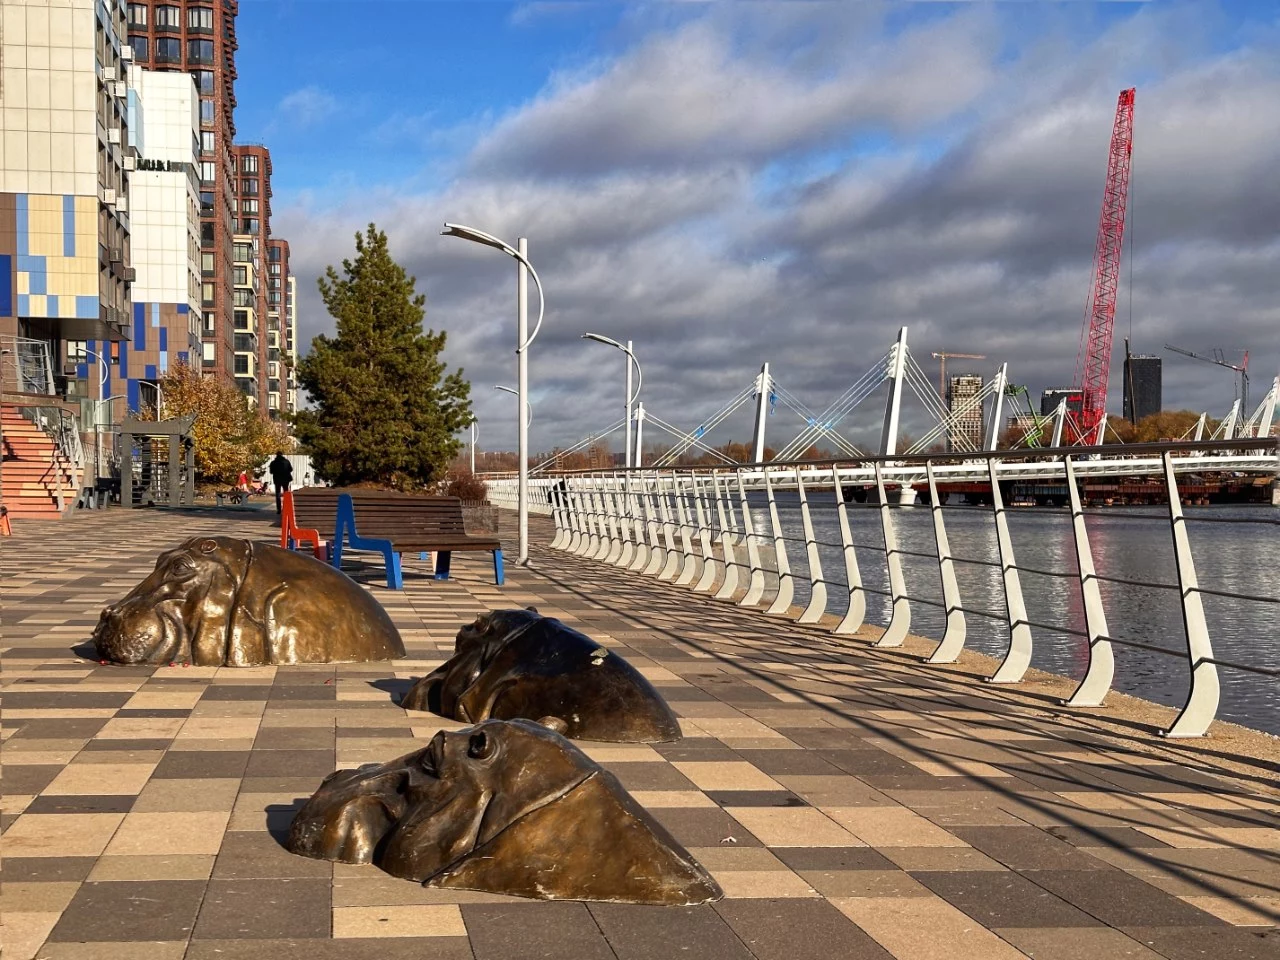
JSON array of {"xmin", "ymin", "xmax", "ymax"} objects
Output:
[
  {"xmin": 493, "ymin": 384, "xmax": 532, "ymax": 427},
  {"xmin": 582, "ymin": 332, "xmax": 643, "ymax": 405},
  {"xmin": 442, "ymin": 222, "xmax": 546, "ymax": 354}
]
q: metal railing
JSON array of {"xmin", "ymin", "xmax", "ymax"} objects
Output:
[{"xmin": 487, "ymin": 439, "xmax": 1280, "ymax": 739}]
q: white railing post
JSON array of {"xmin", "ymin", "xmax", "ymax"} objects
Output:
[
  {"xmin": 657, "ymin": 472, "xmax": 682, "ymax": 581},
  {"xmin": 833, "ymin": 465, "xmax": 866, "ymax": 635},
  {"xmin": 616, "ymin": 475, "xmax": 637, "ymax": 568},
  {"xmin": 566, "ymin": 485, "xmax": 585, "ymax": 553},
  {"xmin": 627, "ymin": 475, "xmax": 651, "ymax": 572},
  {"xmin": 581, "ymin": 481, "xmax": 601, "ymax": 557},
  {"xmin": 764, "ymin": 466, "xmax": 795, "ymax": 615},
  {"xmin": 1063, "ymin": 455, "xmax": 1114, "ymax": 706},
  {"xmin": 987, "ymin": 457, "xmax": 1033, "ymax": 683},
  {"xmin": 737, "ymin": 469, "xmax": 766, "ymax": 606},
  {"xmin": 549, "ymin": 483, "xmax": 567, "ymax": 550},
  {"xmin": 1161, "ymin": 452, "xmax": 1220, "ymax": 737},
  {"xmin": 674, "ymin": 473, "xmax": 699, "ymax": 586},
  {"xmin": 924, "ymin": 461, "xmax": 966, "ymax": 663},
  {"xmin": 642, "ymin": 474, "xmax": 666, "ymax": 577},
  {"xmin": 603, "ymin": 479, "xmax": 624, "ymax": 564},
  {"xmin": 796, "ymin": 466, "xmax": 828, "ymax": 623},
  {"xmin": 873, "ymin": 462, "xmax": 910, "ymax": 647},
  {"xmin": 692, "ymin": 473, "xmax": 719, "ymax": 593},
  {"xmin": 713, "ymin": 471, "xmax": 740, "ymax": 600},
  {"xmin": 594, "ymin": 480, "xmax": 615, "ymax": 561}
]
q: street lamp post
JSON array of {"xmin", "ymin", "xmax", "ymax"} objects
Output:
[
  {"xmin": 469, "ymin": 418, "xmax": 477, "ymax": 475},
  {"xmin": 493, "ymin": 385, "xmax": 533, "ymax": 427},
  {"xmin": 442, "ymin": 223, "xmax": 545, "ymax": 566},
  {"xmin": 82, "ymin": 349, "xmax": 110, "ymax": 481},
  {"xmin": 582, "ymin": 333, "xmax": 642, "ymax": 469}
]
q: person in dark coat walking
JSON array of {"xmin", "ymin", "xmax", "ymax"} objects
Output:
[{"xmin": 268, "ymin": 452, "xmax": 294, "ymax": 514}]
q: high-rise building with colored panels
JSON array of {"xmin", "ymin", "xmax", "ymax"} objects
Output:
[
  {"xmin": 265, "ymin": 237, "xmax": 288, "ymax": 418},
  {"xmin": 125, "ymin": 0, "xmax": 238, "ymax": 382},
  {"xmin": 123, "ymin": 65, "xmax": 203, "ymax": 412},
  {"xmin": 232, "ymin": 143, "xmax": 269, "ymax": 406},
  {"xmin": 231, "ymin": 232, "xmax": 257, "ymax": 402},
  {"xmin": 1, "ymin": 0, "xmax": 135, "ymax": 404},
  {"xmin": 285, "ymin": 272, "xmax": 297, "ymax": 414}
]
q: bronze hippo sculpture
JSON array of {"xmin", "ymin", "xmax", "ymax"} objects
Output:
[
  {"xmin": 92, "ymin": 536, "xmax": 405, "ymax": 666},
  {"xmin": 287, "ymin": 717, "xmax": 721, "ymax": 905},
  {"xmin": 400, "ymin": 608, "xmax": 681, "ymax": 742}
]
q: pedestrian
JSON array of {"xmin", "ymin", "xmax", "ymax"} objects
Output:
[{"xmin": 268, "ymin": 452, "xmax": 294, "ymax": 515}]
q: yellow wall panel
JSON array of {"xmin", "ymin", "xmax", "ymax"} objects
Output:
[
  {"xmin": 17, "ymin": 272, "xmax": 29, "ymax": 295},
  {"xmin": 28, "ymin": 294, "xmax": 47, "ymax": 318}
]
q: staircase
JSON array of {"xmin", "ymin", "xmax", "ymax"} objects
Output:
[{"xmin": 1, "ymin": 406, "xmax": 78, "ymax": 519}]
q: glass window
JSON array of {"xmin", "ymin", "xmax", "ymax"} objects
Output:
[
  {"xmin": 200, "ymin": 98, "xmax": 215, "ymax": 123},
  {"xmin": 202, "ymin": 342, "xmax": 216, "ymax": 363},
  {"xmin": 241, "ymin": 155, "xmax": 258, "ymax": 174},
  {"xmin": 268, "ymin": 245, "xmax": 280, "ymax": 261},
  {"xmin": 155, "ymin": 36, "xmax": 181, "ymax": 60},
  {"xmin": 241, "ymin": 198, "xmax": 258, "ymax": 215},
  {"xmin": 268, "ymin": 262, "xmax": 280, "ymax": 275},
  {"xmin": 187, "ymin": 6, "xmax": 214, "ymax": 29},
  {"xmin": 200, "ymin": 131, "xmax": 215, "ymax": 154},
  {"xmin": 129, "ymin": 35, "xmax": 148, "ymax": 60},
  {"xmin": 233, "ymin": 266, "xmax": 247, "ymax": 285},
  {"xmin": 234, "ymin": 355, "xmax": 249, "ymax": 375},
  {"xmin": 234, "ymin": 288, "xmax": 254, "ymax": 307},
  {"xmin": 155, "ymin": 5, "xmax": 181, "ymax": 27},
  {"xmin": 233, "ymin": 242, "xmax": 253, "ymax": 262},
  {"xmin": 204, "ymin": 311, "xmax": 216, "ymax": 333},
  {"xmin": 198, "ymin": 161, "xmax": 215, "ymax": 184},
  {"xmin": 127, "ymin": 4, "xmax": 147, "ymax": 26},
  {"xmin": 187, "ymin": 39, "xmax": 214, "ymax": 62},
  {"xmin": 194, "ymin": 70, "xmax": 214, "ymax": 94},
  {"xmin": 200, "ymin": 221, "xmax": 215, "ymax": 244},
  {"xmin": 242, "ymin": 218, "xmax": 259, "ymax": 235},
  {"xmin": 240, "ymin": 178, "xmax": 258, "ymax": 196},
  {"xmin": 201, "ymin": 282, "xmax": 215, "ymax": 305},
  {"xmin": 201, "ymin": 252, "xmax": 215, "ymax": 275}
]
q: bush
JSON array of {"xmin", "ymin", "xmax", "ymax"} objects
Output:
[{"xmin": 443, "ymin": 472, "xmax": 488, "ymax": 503}]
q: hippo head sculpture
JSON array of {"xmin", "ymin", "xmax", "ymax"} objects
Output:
[
  {"xmin": 400, "ymin": 608, "xmax": 682, "ymax": 743},
  {"xmin": 287, "ymin": 717, "xmax": 721, "ymax": 905},
  {"xmin": 92, "ymin": 536, "xmax": 405, "ymax": 667}
]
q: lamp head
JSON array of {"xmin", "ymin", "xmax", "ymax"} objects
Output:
[
  {"xmin": 581, "ymin": 332, "xmax": 624, "ymax": 350},
  {"xmin": 441, "ymin": 223, "xmax": 511, "ymax": 254}
]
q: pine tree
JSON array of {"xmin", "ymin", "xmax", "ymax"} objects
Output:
[{"xmin": 294, "ymin": 224, "xmax": 472, "ymax": 489}]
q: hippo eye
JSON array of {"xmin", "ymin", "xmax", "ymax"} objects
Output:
[{"xmin": 467, "ymin": 731, "xmax": 494, "ymax": 760}]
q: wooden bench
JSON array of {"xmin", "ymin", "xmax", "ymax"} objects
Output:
[
  {"xmin": 281, "ymin": 488, "xmax": 343, "ymax": 560},
  {"xmin": 331, "ymin": 492, "xmax": 503, "ymax": 590}
]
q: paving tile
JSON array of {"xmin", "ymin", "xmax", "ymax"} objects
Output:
[
  {"xmin": 590, "ymin": 902, "xmax": 756, "ymax": 960},
  {"xmin": 723, "ymin": 806, "xmax": 862, "ymax": 846},
  {"xmin": 212, "ymin": 830, "xmax": 332, "ymax": 879},
  {"xmin": 715, "ymin": 897, "xmax": 894, "ymax": 960},
  {"xmin": 651, "ymin": 807, "xmax": 763, "ymax": 847},
  {"xmin": 24, "ymin": 794, "xmax": 136, "ymax": 815},
  {"xmin": 461, "ymin": 902, "xmax": 616, "ymax": 960},
  {"xmin": 827, "ymin": 807, "xmax": 968, "ymax": 847},
  {"xmin": 150, "ymin": 750, "xmax": 251, "ymax": 779},
  {"xmin": 3, "ymin": 813, "xmax": 125, "ymax": 857},
  {"xmin": 33, "ymin": 943, "xmax": 188, "ymax": 960},
  {"xmin": 185, "ymin": 939, "xmax": 475, "ymax": 959},
  {"xmin": 950, "ymin": 825, "xmax": 1109, "ymax": 871},
  {"xmin": 103, "ymin": 810, "xmax": 231, "ymax": 856},
  {"xmin": 911, "ymin": 870, "xmax": 1100, "ymax": 928},
  {"xmin": 1121, "ymin": 926, "xmax": 1280, "ymax": 960},
  {"xmin": 88, "ymin": 854, "xmax": 216, "ymax": 881},
  {"xmin": 835, "ymin": 895, "xmax": 1030, "ymax": 960},
  {"xmin": 332, "ymin": 904, "xmax": 466, "ymax": 937},
  {"xmin": 1023, "ymin": 868, "xmax": 1227, "ymax": 927},
  {"xmin": 994, "ymin": 926, "xmax": 1166, "ymax": 960},
  {"xmin": 0, "ymin": 857, "xmax": 99, "ymax": 882},
  {"xmin": 132, "ymin": 777, "xmax": 242, "ymax": 812},
  {"xmin": 48, "ymin": 880, "xmax": 207, "ymax": 941},
  {"xmin": 192, "ymin": 877, "xmax": 332, "ymax": 939}
]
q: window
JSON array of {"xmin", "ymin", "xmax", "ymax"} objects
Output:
[
  {"xmin": 155, "ymin": 36, "xmax": 181, "ymax": 61},
  {"xmin": 203, "ymin": 311, "xmax": 216, "ymax": 333},
  {"xmin": 240, "ymin": 154, "xmax": 259, "ymax": 174},
  {"xmin": 269, "ymin": 291, "xmax": 281, "ymax": 305},
  {"xmin": 268, "ymin": 245, "xmax": 280, "ymax": 261},
  {"xmin": 199, "ymin": 191, "xmax": 214, "ymax": 215},
  {"xmin": 129, "ymin": 35, "xmax": 148, "ymax": 59},
  {"xmin": 200, "ymin": 98, "xmax": 215, "ymax": 123},
  {"xmin": 201, "ymin": 252, "xmax": 215, "ymax": 275},
  {"xmin": 187, "ymin": 6, "xmax": 214, "ymax": 29},
  {"xmin": 233, "ymin": 266, "xmax": 247, "ymax": 285},
  {"xmin": 127, "ymin": 3, "xmax": 147, "ymax": 26},
  {"xmin": 155, "ymin": 5, "xmax": 180, "ymax": 27},
  {"xmin": 187, "ymin": 39, "xmax": 214, "ymax": 62},
  {"xmin": 202, "ymin": 342, "xmax": 216, "ymax": 365},
  {"xmin": 200, "ymin": 221, "xmax": 215, "ymax": 244},
  {"xmin": 234, "ymin": 288, "xmax": 254, "ymax": 307},
  {"xmin": 268, "ymin": 262, "xmax": 280, "ymax": 275},
  {"xmin": 200, "ymin": 131, "xmax": 215, "ymax": 154},
  {"xmin": 234, "ymin": 355, "xmax": 249, "ymax": 375},
  {"xmin": 234, "ymin": 309, "xmax": 250, "ymax": 329},
  {"xmin": 194, "ymin": 70, "xmax": 214, "ymax": 94},
  {"xmin": 233, "ymin": 242, "xmax": 253, "ymax": 262},
  {"xmin": 198, "ymin": 161, "xmax": 215, "ymax": 184},
  {"xmin": 240, "ymin": 178, "xmax": 258, "ymax": 196},
  {"xmin": 242, "ymin": 218, "xmax": 259, "ymax": 235},
  {"xmin": 234, "ymin": 334, "xmax": 255, "ymax": 352},
  {"xmin": 239, "ymin": 198, "xmax": 257, "ymax": 215},
  {"xmin": 201, "ymin": 282, "xmax": 214, "ymax": 306}
]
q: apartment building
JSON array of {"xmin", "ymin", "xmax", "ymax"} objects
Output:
[
  {"xmin": 1, "ymin": 0, "xmax": 134, "ymax": 403},
  {"xmin": 230, "ymin": 231, "xmax": 256, "ymax": 402},
  {"xmin": 285, "ymin": 272, "xmax": 297, "ymax": 414},
  {"xmin": 232, "ymin": 143, "xmax": 269, "ymax": 406},
  {"xmin": 265, "ymin": 236, "xmax": 287, "ymax": 418}
]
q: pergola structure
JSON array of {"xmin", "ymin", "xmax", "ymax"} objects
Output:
[{"xmin": 119, "ymin": 415, "xmax": 196, "ymax": 509}]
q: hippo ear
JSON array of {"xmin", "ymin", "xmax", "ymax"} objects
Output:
[
  {"xmin": 525, "ymin": 606, "xmax": 538, "ymax": 614},
  {"xmin": 535, "ymin": 716, "xmax": 568, "ymax": 735}
]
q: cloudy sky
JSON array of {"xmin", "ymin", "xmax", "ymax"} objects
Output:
[{"xmin": 232, "ymin": 1, "xmax": 1280, "ymax": 454}]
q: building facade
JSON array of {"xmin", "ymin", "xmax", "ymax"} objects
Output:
[
  {"xmin": 126, "ymin": 0, "xmax": 238, "ymax": 382},
  {"xmin": 946, "ymin": 374, "xmax": 984, "ymax": 451},
  {"xmin": 1123, "ymin": 355, "xmax": 1162, "ymax": 424},
  {"xmin": 1041, "ymin": 387, "xmax": 1084, "ymax": 418},
  {"xmin": 284, "ymin": 272, "xmax": 297, "ymax": 414},
  {"xmin": 1, "ymin": 0, "xmax": 134, "ymax": 409},
  {"xmin": 122, "ymin": 65, "xmax": 202, "ymax": 411},
  {"xmin": 230, "ymin": 231, "xmax": 256, "ymax": 401},
  {"xmin": 265, "ymin": 236, "xmax": 287, "ymax": 417},
  {"xmin": 232, "ymin": 143, "xmax": 268, "ymax": 406}
]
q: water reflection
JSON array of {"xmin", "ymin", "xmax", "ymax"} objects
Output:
[{"xmin": 737, "ymin": 494, "xmax": 1279, "ymax": 734}]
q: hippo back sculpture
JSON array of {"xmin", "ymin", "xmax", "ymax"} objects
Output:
[
  {"xmin": 287, "ymin": 718, "xmax": 721, "ymax": 905},
  {"xmin": 400, "ymin": 608, "xmax": 681, "ymax": 743},
  {"xmin": 93, "ymin": 536, "xmax": 405, "ymax": 666}
]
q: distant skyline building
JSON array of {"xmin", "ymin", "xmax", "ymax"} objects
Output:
[
  {"xmin": 284, "ymin": 272, "xmax": 297, "ymax": 414},
  {"xmin": 947, "ymin": 374, "xmax": 984, "ymax": 451},
  {"xmin": 1041, "ymin": 387, "xmax": 1084, "ymax": 418},
  {"xmin": 266, "ymin": 237, "xmax": 289, "ymax": 418},
  {"xmin": 1123, "ymin": 354, "xmax": 1162, "ymax": 424},
  {"xmin": 231, "ymin": 232, "xmax": 257, "ymax": 402},
  {"xmin": 233, "ymin": 144, "xmax": 269, "ymax": 406},
  {"xmin": 124, "ymin": 65, "xmax": 203, "ymax": 412}
]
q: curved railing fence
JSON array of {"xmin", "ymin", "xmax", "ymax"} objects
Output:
[{"xmin": 487, "ymin": 439, "xmax": 1280, "ymax": 739}]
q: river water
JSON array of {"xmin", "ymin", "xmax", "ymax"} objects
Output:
[{"xmin": 727, "ymin": 494, "xmax": 1280, "ymax": 735}]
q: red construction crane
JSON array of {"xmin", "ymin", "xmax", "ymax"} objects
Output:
[{"xmin": 1073, "ymin": 88, "xmax": 1136, "ymax": 442}]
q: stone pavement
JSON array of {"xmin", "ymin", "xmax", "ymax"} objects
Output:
[{"xmin": 2, "ymin": 507, "xmax": 1280, "ymax": 960}]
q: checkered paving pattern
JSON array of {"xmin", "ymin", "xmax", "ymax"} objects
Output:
[{"xmin": 3, "ymin": 507, "xmax": 1280, "ymax": 960}]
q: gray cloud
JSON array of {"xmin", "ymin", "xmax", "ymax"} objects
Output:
[{"xmin": 272, "ymin": 3, "xmax": 1280, "ymax": 456}]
